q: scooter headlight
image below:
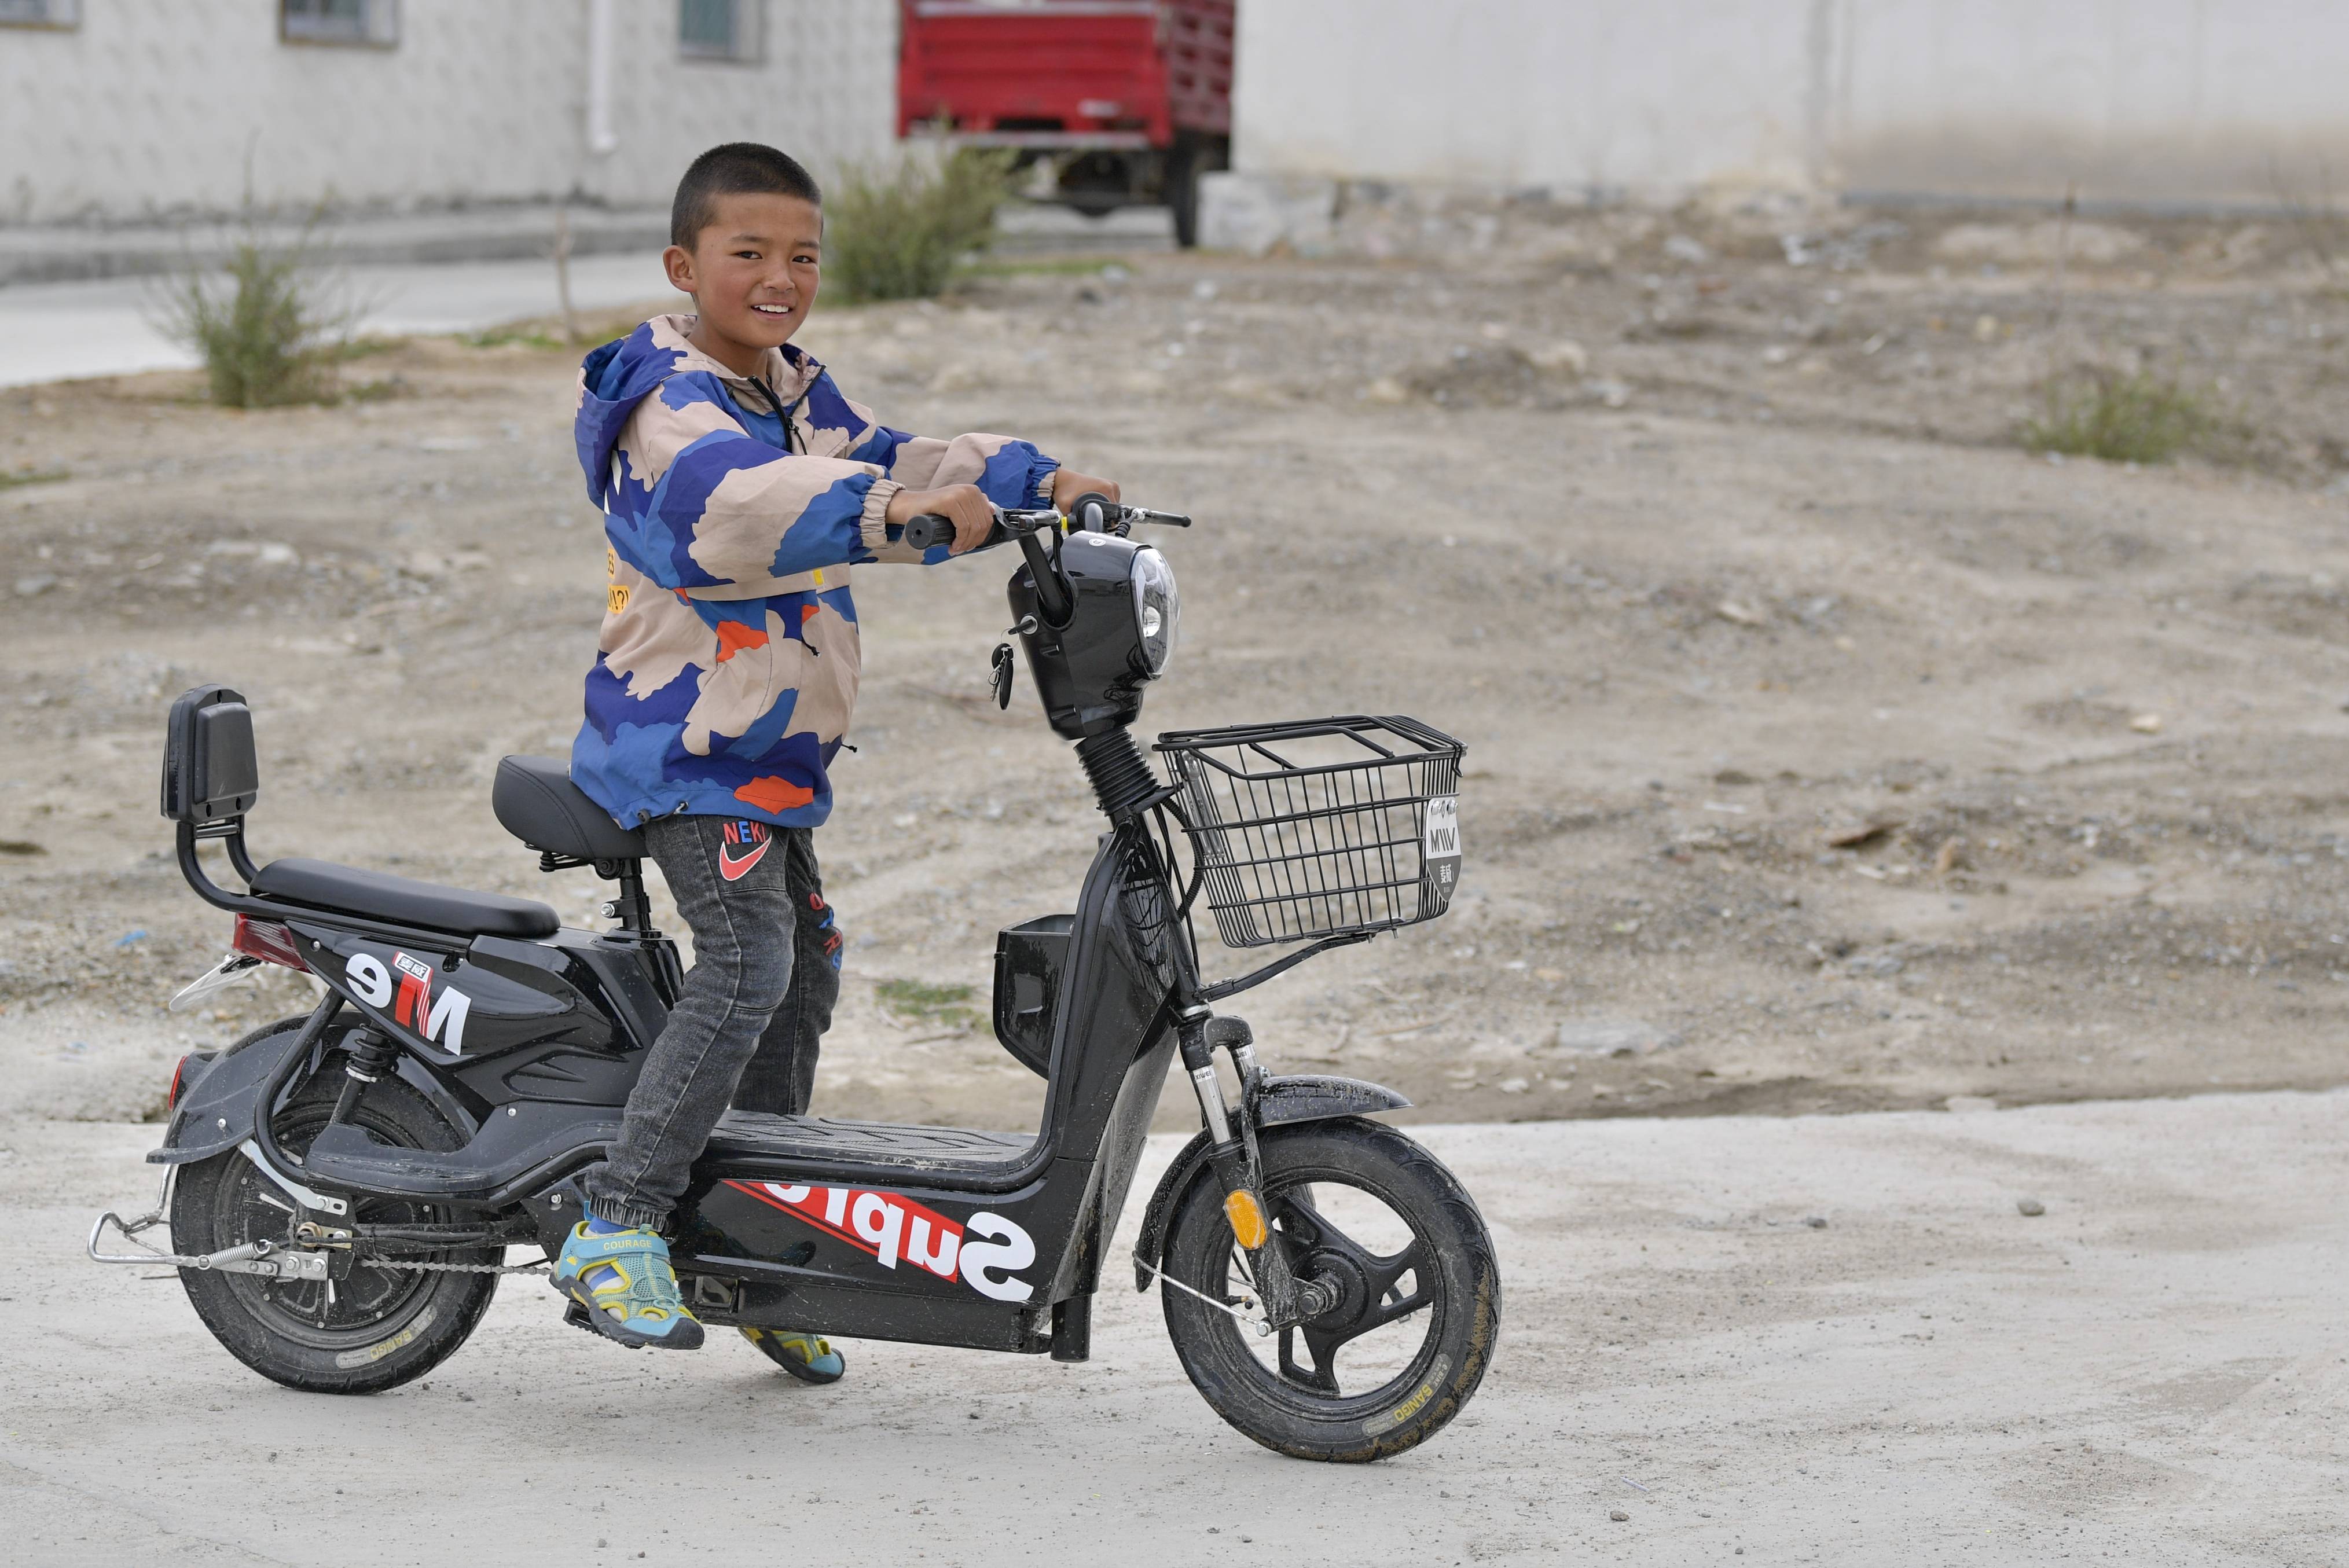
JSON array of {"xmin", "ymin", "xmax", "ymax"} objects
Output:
[{"xmin": 1131, "ymin": 546, "xmax": 1179, "ymax": 676}]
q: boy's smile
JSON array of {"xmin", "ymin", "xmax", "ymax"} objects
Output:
[{"xmin": 662, "ymin": 191, "xmax": 823, "ymax": 380}]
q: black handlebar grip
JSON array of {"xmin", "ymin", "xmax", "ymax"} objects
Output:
[{"xmin": 903, "ymin": 513, "xmax": 956, "ymax": 550}]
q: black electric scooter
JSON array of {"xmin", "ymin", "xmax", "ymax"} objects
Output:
[{"xmin": 90, "ymin": 498, "xmax": 1498, "ymax": 1460}]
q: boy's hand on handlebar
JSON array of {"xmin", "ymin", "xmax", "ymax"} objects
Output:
[
  {"xmin": 887, "ymin": 483, "xmax": 994, "ymax": 555},
  {"xmin": 1048, "ymin": 470, "xmax": 1121, "ymax": 511}
]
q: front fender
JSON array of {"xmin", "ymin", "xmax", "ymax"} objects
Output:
[
  {"xmin": 1256, "ymin": 1073, "xmax": 1411, "ymax": 1128},
  {"xmin": 1129, "ymin": 1073, "xmax": 1411, "ymax": 1290}
]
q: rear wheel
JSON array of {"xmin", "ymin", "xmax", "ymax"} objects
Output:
[
  {"xmin": 1160, "ymin": 1118, "xmax": 1500, "ymax": 1461},
  {"xmin": 1166, "ymin": 141, "xmax": 1201, "ymax": 247},
  {"xmin": 1166, "ymin": 133, "xmax": 1226, "ymax": 249},
  {"xmin": 170, "ymin": 1057, "xmax": 500, "ymax": 1394}
]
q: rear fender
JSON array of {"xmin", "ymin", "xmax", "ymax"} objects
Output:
[
  {"xmin": 1128, "ymin": 1073, "xmax": 1411, "ymax": 1290},
  {"xmin": 148, "ymin": 1017, "xmax": 476, "ymax": 1167}
]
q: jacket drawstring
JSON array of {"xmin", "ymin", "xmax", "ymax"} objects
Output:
[
  {"xmin": 747, "ymin": 374, "xmax": 816, "ymax": 659},
  {"xmin": 747, "ymin": 375, "xmax": 801, "ymax": 454}
]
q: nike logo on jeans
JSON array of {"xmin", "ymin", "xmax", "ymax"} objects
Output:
[{"xmin": 718, "ymin": 821, "xmax": 772, "ymax": 882}]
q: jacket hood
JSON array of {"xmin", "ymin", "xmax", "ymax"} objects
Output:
[{"xmin": 573, "ymin": 313, "xmax": 820, "ymax": 508}]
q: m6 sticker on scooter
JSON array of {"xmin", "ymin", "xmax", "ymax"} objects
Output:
[
  {"xmin": 1422, "ymin": 794, "xmax": 1462, "ymax": 904},
  {"xmin": 726, "ymin": 1180, "xmax": 1036, "ymax": 1302},
  {"xmin": 342, "ymin": 949, "xmax": 472, "ymax": 1055}
]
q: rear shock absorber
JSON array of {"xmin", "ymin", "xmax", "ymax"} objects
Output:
[{"xmin": 328, "ymin": 1027, "xmax": 397, "ymax": 1125}]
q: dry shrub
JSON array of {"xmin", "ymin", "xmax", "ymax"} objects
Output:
[
  {"xmin": 827, "ymin": 147, "xmax": 1016, "ymax": 302},
  {"xmin": 2021, "ymin": 370, "xmax": 2220, "ymax": 464},
  {"xmin": 153, "ymin": 216, "xmax": 356, "ymax": 407}
]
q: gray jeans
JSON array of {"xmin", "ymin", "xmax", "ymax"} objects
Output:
[{"xmin": 585, "ymin": 814, "xmax": 842, "ymax": 1229}]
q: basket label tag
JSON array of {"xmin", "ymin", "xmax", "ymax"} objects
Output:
[{"xmin": 1423, "ymin": 794, "xmax": 1463, "ymax": 903}]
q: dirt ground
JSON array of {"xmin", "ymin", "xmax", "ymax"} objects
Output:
[
  {"xmin": 5, "ymin": 201, "xmax": 2349, "ymax": 1135},
  {"xmin": 10, "ymin": 1094, "xmax": 2345, "ymax": 1565}
]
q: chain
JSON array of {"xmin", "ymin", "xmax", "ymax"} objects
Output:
[{"xmin": 370, "ymin": 1257, "xmax": 551, "ymax": 1276}]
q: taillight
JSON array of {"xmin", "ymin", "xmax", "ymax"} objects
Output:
[
  {"xmin": 168, "ymin": 1054, "xmax": 189, "ymax": 1110},
  {"xmin": 232, "ymin": 916, "xmax": 307, "ymax": 972}
]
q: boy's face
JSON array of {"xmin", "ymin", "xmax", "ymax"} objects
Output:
[{"xmin": 663, "ymin": 192, "xmax": 823, "ymax": 372}]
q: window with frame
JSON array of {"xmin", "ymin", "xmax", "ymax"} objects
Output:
[
  {"xmin": 281, "ymin": 0, "xmax": 399, "ymax": 47},
  {"xmin": 679, "ymin": 0, "xmax": 764, "ymax": 63},
  {"xmin": 0, "ymin": 0, "xmax": 80, "ymax": 28}
]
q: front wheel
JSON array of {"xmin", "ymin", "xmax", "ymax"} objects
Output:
[{"xmin": 1159, "ymin": 1118, "xmax": 1500, "ymax": 1461}]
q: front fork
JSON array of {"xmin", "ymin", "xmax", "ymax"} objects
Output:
[{"xmin": 1176, "ymin": 1008, "xmax": 1334, "ymax": 1329}]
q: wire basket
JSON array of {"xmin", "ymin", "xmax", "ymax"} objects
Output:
[{"xmin": 1154, "ymin": 715, "xmax": 1464, "ymax": 949}]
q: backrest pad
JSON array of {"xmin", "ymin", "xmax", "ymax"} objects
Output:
[{"xmin": 162, "ymin": 684, "xmax": 259, "ymax": 824}]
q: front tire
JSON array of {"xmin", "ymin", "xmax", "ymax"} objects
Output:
[
  {"xmin": 170, "ymin": 1054, "xmax": 500, "ymax": 1394},
  {"xmin": 1159, "ymin": 1118, "xmax": 1500, "ymax": 1461}
]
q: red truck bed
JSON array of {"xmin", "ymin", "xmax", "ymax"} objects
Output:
[{"xmin": 898, "ymin": 0, "xmax": 1232, "ymax": 148}]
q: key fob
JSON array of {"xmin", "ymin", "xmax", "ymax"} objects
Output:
[{"xmin": 989, "ymin": 642, "xmax": 1014, "ymax": 710}]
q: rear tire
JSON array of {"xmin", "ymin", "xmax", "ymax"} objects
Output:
[
  {"xmin": 1166, "ymin": 141, "xmax": 1201, "ymax": 248},
  {"xmin": 1166, "ymin": 133, "xmax": 1226, "ymax": 249},
  {"xmin": 1160, "ymin": 1118, "xmax": 1500, "ymax": 1461},
  {"xmin": 170, "ymin": 1052, "xmax": 500, "ymax": 1394}
]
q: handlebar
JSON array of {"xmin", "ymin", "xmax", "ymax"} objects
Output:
[
  {"xmin": 901, "ymin": 500, "xmax": 1191, "ymax": 553},
  {"xmin": 901, "ymin": 513, "xmax": 963, "ymax": 551}
]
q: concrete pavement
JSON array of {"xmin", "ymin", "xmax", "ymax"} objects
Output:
[
  {"xmin": 0, "ymin": 202, "xmax": 1172, "ymax": 390},
  {"xmin": 0, "ymin": 251, "xmax": 681, "ymax": 390},
  {"xmin": 3, "ymin": 1090, "xmax": 2342, "ymax": 1565}
]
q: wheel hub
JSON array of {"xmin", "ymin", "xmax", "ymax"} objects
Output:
[{"xmin": 1299, "ymin": 1248, "xmax": 1373, "ymax": 1331}]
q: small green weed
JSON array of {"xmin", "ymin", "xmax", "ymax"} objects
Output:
[
  {"xmin": 828, "ymin": 147, "xmax": 1016, "ymax": 302},
  {"xmin": 874, "ymin": 977, "xmax": 985, "ymax": 1033},
  {"xmin": 2021, "ymin": 370, "xmax": 2220, "ymax": 464},
  {"xmin": 955, "ymin": 256, "xmax": 1120, "ymax": 280},
  {"xmin": 461, "ymin": 325, "xmax": 564, "ymax": 351},
  {"xmin": 0, "ymin": 467, "xmax": 69, "ymax": 490},
  {"xmin": 335, "ymin": 335, "xmax": 406, "ymax": 361}
]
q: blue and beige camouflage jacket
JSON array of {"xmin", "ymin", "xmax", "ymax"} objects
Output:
[{"xmin": 569, "ymin": 313, "xmax": 1059, "ymax": 830}]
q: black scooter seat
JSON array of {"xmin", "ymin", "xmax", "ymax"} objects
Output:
[
  {"xmin": 250, "ymin": 857, "xmax": 560, "ymax": 939},
  {"xmin": 493, "ymin": 755, "xmax": 646, "ymax": 862},
  {"xmin": 705, "ymin": 1112, "xmax": 1034, "ymax": 1174}
]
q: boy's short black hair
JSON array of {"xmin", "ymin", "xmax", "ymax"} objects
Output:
[{"xmin": 670, "ymin": 142, "xmax": 823, "ymax": 249}]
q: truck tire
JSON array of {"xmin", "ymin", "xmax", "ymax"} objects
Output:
[{"xmin": 1168, "ymin": 133, "xmax": 1228, "ymax": 249}]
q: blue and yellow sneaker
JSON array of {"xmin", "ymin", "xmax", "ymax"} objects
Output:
[
  {"xmin": 740, "ymin": 1325, "xmax": 845, "ymax": 1384},
  {"xmin": 552, "ymin": 1221, "xmax": 704, "ymax": 1350}
]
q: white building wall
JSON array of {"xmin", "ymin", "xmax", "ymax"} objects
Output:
[
  {"xmin": 1830, "ymin": 0, "xmax": 2349, "ymax": 204},
  {"xmin": 1234, "ymin": 0, "xmax": 2349, "ymax": 207},
  {"xmin": 0, "ymin": 0, "xmax": 897, "ymax": 225},
  {"xmin": 1232, "ymin": 2, "xmax": 1816, "ymax": 198}
]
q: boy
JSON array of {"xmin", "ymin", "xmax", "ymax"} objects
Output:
[{"xmin": 556, "ymin": 143, "xmax": 1118, "ymax": 1375}]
